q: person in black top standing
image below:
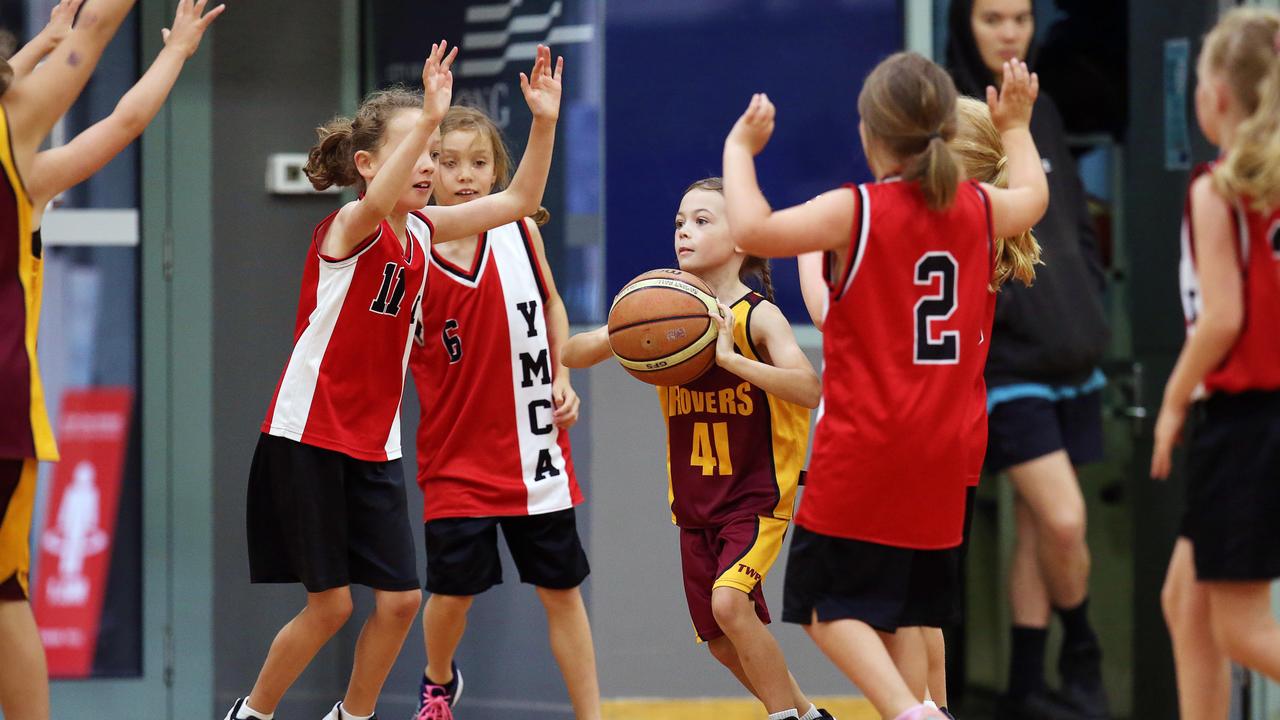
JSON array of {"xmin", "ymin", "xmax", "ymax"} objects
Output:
[{"xmin": 946, "ymin": 2, "xmax": 1111, "ymax": 719}]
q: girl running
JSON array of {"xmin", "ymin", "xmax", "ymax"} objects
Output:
[
  {"xmin": 562, "ymin": 178, "xmax": 833, "ymax": 720},
  {"xmin": 796, "ymin": 95, "xmax": 1040, "ymax": 719},
  {"xmin": 406, "ymin": 105, "xmax": 599, "ymax": 720},
  {"xmin": 1152, "ymin": 8, "xmax": 1280, "ymax": 719},
  {"xmin": 722, "ymin": 53, "xmax": 1048, "ymax": 720},
  {"xmin": 224, "ymin": 43, "xmax": 564, "ymax": 720}
]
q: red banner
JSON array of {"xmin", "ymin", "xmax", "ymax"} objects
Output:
[{"xmin": 31, "ymin": 387, "xmax": 133, "ymax": 678}]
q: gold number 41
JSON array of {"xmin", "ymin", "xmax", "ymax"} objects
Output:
[{"xmin": 691, "ymin": 422, "xmax": 734, "ymax": 476}]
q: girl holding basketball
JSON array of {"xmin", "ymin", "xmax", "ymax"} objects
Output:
[
  {"xmin": 405, "ymin": 104, "xmax": 600, "ymax": 720},
  {"xmin": 225, "ymin": 44, "xmax": 564, "ymax": 720},
  {"xmin": 1152, "ymin": 8, "xmax": 1280, "ymax": 718},
  {"xmin": 722, "ymin": 53, "xmax": 1048, "ymax": 720},
  {"xmin": 564, "ymin": 178, "xmax": 832, "ymax": 720},
  {"xmin": 796, "ymin": 94, "xmax": 1040, "ymax": 719}
]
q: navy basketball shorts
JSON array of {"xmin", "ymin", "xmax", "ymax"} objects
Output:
[
  {"xmin": 424, "ymin": 507, "xmax": 590, "ymax": 596},
  {"xmin": 985, "ymin": 390, "xmax": 1104, "ymax": 473}
]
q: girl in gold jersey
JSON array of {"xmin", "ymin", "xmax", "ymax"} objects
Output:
[{"xmin": 565, "ymin": 179, "xmax": 831, "ymax": 720}]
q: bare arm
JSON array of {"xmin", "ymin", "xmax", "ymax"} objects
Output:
[
  {"xmin": 6, "ymin": 0, "xmax": 139, "ymax": 172},
  {"xmin": 711, "ymin": 301, "xmax": 821, "ymax": 408},
  {"xmin": 525, "ymin": 219, "xmax": 580, "ymax": 428},
  {"xmin": 723, "ymin": 94, "xmax": 854, "ymax": 257},
  {"xmin": 8, "ymin": 0, "xmax": 82, "ymax": 78},
  {"xmin": 797, "ymin": 251, "xmax": 827, "ymax": 329},
  {"xmin": 324, "ymin": 42, "xmax": 454, "ymax": 257},
  {"xmin": 562, "ymin": 325, "xmax": 612, "ymax": 369},
  {"xmin": 27, "ymin": 0, "xmax": 223, "ymax": 214},
  {"xmin": 1150, "ymin": 177, "xmax": 1244, "ymax": 478},
  {"xmin": 427, "ymin": 46, "xmax": 562, "ymax": 243},
  {"xmin": 981, "ymin": 60, "xmax": 1049, "ymax": 239}
]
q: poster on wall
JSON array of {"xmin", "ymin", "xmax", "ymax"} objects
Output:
[{"xmin": 30, "ymin": 387, "xmax": 133, "ymax": 679}]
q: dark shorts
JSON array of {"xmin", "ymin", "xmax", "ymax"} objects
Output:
[
  {"xmin": 246, "ymin": 433, "xmax": 419, "ymax": 593},
  {"xmin": 782, "ymin": 525, "xmax": 960, "ymax": 632},
  {"xmin": 680, "ymin": 515, "xmax": 788, "ymax": 642},
  {"xmin": 985, "ymin": 391, "xmax": 1104, "ymax": 474},
  {"xmin": 424, "ymin": 507, "xmax": 590, "ymax": 596},
  {"xmin": 1181, "ymin": 390, "xmax": 1280, "ymax": 581}
]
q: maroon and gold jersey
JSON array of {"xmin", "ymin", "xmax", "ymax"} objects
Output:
[
  {"xmin": 659, "ymin": 292, "xmax": 810, "ymax": 528},
  {"xmin": 0, "ymin": 105, "xmax": 56, "ymax": 461},
  {"xmin": 1180, "ymin": 162, "xmax": 1280, "ymax": 395}
]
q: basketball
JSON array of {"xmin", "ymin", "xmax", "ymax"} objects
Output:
[{"xmin": 608, "ymin": 269, "xmax": 720, "ymax": 386}]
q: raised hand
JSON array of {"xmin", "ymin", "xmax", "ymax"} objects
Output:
[
  {"xmin": 161, "ymin": 0, "xmax": 225, "ymax": 58},
  {"xmin": 987, "ymin": 59, "xmax": 1038, "ymax": 133},
  {"xmin": 520, "ymin": 45, "xmax": 564, "ymax": 122},
  {"xmin": 421, "ymin": 40, "xmax": 458, "ymax": 124},
  {"xmin": 726, "ymin": 93, "xmax": 776, "ymax": 157},
  {"xmin": 42, "ymin": 0, "xmax": 84, "ymax": 48}
]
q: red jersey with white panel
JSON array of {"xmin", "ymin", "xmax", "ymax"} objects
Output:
[
  {"xmin": 262, "ymin": 210, "xmax": 429, "ymax": 462},
  {"xmin": 409, "ymin": 218, "xmax": 581, "ymax": 522},
  {"xmin": 1180, "ymin": 162, "xmax": 1280, "ymax": 395},
  {"xmin": 800, "ymin": 179, "xmax": 993, "ymax": 549}
]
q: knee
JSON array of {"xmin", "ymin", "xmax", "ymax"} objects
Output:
[
  {"xmin": 428, "ymin": 592, "xmax": 474, "ymax": 616},
  {"xmin": 1041, "ymin": 508, "xmax": 1087, "ymax": 554},
  {"xmin": 378, "ymin": 589, "xmax": 423, "ymax": 623},
  {"xmin": 710, "ymin": 588, "xmax": 754, "ymax": 632},
  {"xmin": 1161, "ymin": 574, "xmax": 1188, "ymax": 630},
  {"xmin": 308, "ymin": 590, "xmax": 354, "ymax": 632},
  {"xmin": 536, "ymin": 586, "xmax": 582, "ymax": 612}
]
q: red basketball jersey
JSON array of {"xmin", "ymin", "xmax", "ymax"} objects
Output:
[
  {"xmin": 799, "ymin": 179, "xmax": 993, "ymax": 549},
  {"xmin": 968, "ymin": 253, "xmax": 999, "ymax": 487},
  {"xmin": 262, "ymin": 210, "xmax": 429, "ymax": 462},
  {"xmin": 409, "ymin": 219, "xmax": 581, "ymax": 521},
  {"xmin": 1180, "ymin": 163, "xmax": 1280, "ymax": 395}
]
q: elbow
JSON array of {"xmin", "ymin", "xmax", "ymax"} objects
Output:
[
  {"xmin": 801, "ymin": 378, "xmax": 822, "ymax": 409},
  {"xmin": 1204, "ymin": 309, "xmax": 1244, "ymax": 345},
  {"xmin": 733, "ymin": 225, "xmax": 767, "ymax": 256}
]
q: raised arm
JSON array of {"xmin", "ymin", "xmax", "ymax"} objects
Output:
[
  {"xmin": 27, "ymin": 0, "xmax": 223, "ymax": 217},
  {"xmin": 562, "ymin": 325, "xmax": 612, "ymax": 369},
  {"xmin": 981, "ymin": 60, "xmax": 1049, "ymax": 240},
  {"xmin": 427, "ymin": 45, "xmax": 561, "ymax": 243},
  {"xmin": 8, "ymin": 0, "xmax": 83, "ymax": 78},
  {"xmin": 723, "ymin": 94, "xmax": 854, "ymax": 258},
  {"xmin": 1150, "ymin": 176, "xmax": 1244, "ymax": 479},
  {"xmin": 325, "ymin": 41, "xmax": 454, "ymax": 256},
  {"xmin": 5, "ymin": 0, "xmax": 139, "ymax": 171},
  {"xmin": 710, "ymin": 301, "xmax": 821, "ymax": 408}
]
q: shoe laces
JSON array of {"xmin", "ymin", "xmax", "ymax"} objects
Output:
[{"xmin": 415, "ymin": 689, "xmax": 453, "ymax": 720}]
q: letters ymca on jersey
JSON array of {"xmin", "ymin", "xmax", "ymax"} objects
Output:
[
  {"xmin": 802, "ymin": 179, "xmax": 994, "ymax": 550},
  {"xmin": 409, "ymin": 218, "xmax": 581, "ymax": 521},
  {"xmin": 1179, "ymin": 162, "xmax": 1280, "ymax": 395},
  {"xmin": 262, "ymin": 210, "xmax": 428, "ymax": 462}
]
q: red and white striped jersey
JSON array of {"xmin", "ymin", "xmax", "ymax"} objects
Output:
[
  {"xmin": 262, "ymin": 210, "xmax": 429, "ymax": 462},
  {"xmin": 409, "ymin": 218, "xmax": 581, "ymax": 521},
  {"xmin": 1180, "ymin": 162, "xmax": 1280, "ymax": 395},
  {"xmin": 801, "ymin": 179, "xmax": 993, "ymax": 549}
]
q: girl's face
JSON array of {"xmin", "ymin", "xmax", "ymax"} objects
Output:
[
  {"xmin": 357, "ymin": 109, "xmax": 437, "ymax": 212},
  {"xmin": 431, "ymin": 129, "xmax": 498, "ymax": 207},
  {"xmin": 1194, "ymin": 57, "xmax": 1229, "ymax": 147},
  {"xmin": 971, "ymin": 0, "xmax": 1034, "ymax": 78},
  {"xmin": 674, "ymin": 189, "xmax": 735, "ymax": 275}
]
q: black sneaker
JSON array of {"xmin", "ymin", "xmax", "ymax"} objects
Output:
[
  {"xmin": 818, "ymin": 710, "xmax": 837, "ymax": 720},
  {"xmin": 415, "ymin": 662, "xmax": 463, "ymax": 719},
  {"xmin": 223, "ymin": 698, "xmax": 269, "ymax": 720},
  {"xmin": 996, "ymin": 690, "xmax": 1092, "ymax": 720},
  {"xmin": 1057, "ymin": 641, "xmax": 1111, "ymax": 719},
  {"xmin": 939, "ymin": 708, "xmax": 956, "ymax": 720}
]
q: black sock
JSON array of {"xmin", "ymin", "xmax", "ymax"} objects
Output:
[
  {"xmin": 1008, "ymin": 625, "xmax": 1047, "ymax": 698},
  {"xmin": 1055, "ymin": 597, "xmax": 1099, "ymax": 649}
]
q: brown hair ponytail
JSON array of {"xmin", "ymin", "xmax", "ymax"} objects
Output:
[
  {"xmin": 304, "ymin": 87, "xmax": 422, "ymax": 193},
  {"xmin": 1203, "ymin": 8, "xmax": 1280, "ymax": 210},
  {"xmin": 858, "ymin": 52, "xmax": 963, "ymax": 211},
  {"xmin": 951, "ymin": 97, "xmax": 1042, "ymax": 290}
]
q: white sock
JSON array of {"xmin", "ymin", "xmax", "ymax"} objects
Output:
[
  {"xmin": 800, "ymin": 704, "xmax": 823, "ymax": 720},
  {"xmin": 924, "ymin": 700, "xmax": 939, "ymax": 710},
  {"xmin": 339, "ymin": 704, "xmax": 373, "ymax": 720},
  {"xmin": 236, "ymin": 700, "xmax": 273, "ymax": 720},
  {"xmin": 768, "ymin": 710, "xmax": 799, "ymax": 720}
]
